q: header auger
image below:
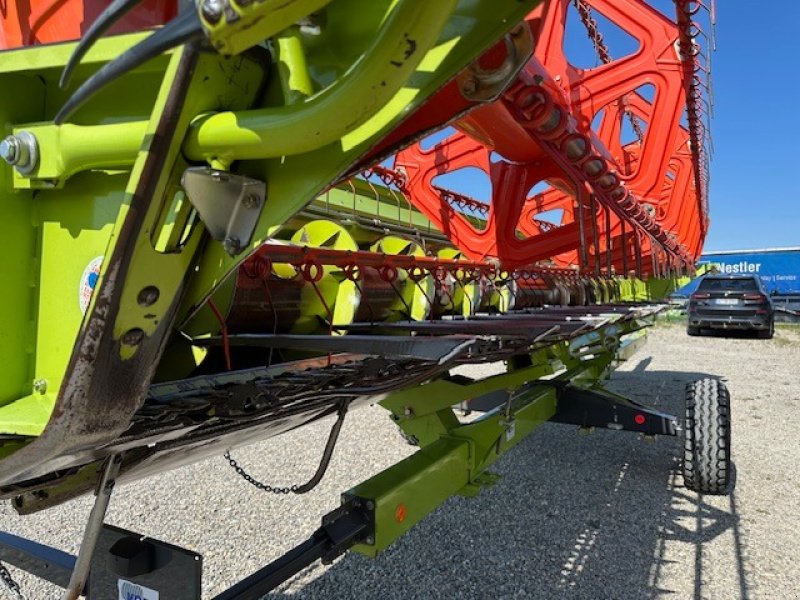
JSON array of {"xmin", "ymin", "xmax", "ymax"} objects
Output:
[{"xmin": 0, "ymin": 1, "xmax": 726, "ymax": 598}]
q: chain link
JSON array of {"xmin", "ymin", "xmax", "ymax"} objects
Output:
[
  {"xmin": 572, "ymin": 0, "xmax": 645, "ymax": 143},
  {"xmin": 224, "ymin": 451, "xmax": 298, "ymax": 495},
  {"xmin": 223, "ymin": 400, "xmax": 350, "ymax": 496},
  {"xmin": 0, "ymin": 561, "xmax": 24, "ymax": 600}
]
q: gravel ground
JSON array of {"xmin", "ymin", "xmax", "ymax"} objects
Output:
[{"xmin": 2, "ymin": 321, "xmax": 799, "ymax": 599}]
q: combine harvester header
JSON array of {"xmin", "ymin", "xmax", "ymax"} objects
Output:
[{"xmin": 0, "ymin": 1, "xmax": 729, "ymax": 598}]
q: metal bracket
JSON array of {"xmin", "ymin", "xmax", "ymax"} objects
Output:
[
  {"xmin": 214, "ymin": 497, "xmax": 372, "ymax": 599},
  {"xmin": 456, "ymin": 23, "xmax": 534, "ymax": 102},
  {"xmin": 181, "ymin": 166, "xmax": 266, "ymax": 256},
  {"xmin": 0, "ymin": 532, "xmax": 77, "ymax": 591},
  {"xmin": 550, "ymin": 384, "xmax": 678, "ymax": 436}
]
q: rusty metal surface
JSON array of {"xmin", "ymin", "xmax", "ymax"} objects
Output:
[
  {"xmin": 3, "ymin": 303, "xmax": 662, "ymax": 512},
  {"xmin": 0, "ymin": 49, "xmax": 200, "ymax": 488}
]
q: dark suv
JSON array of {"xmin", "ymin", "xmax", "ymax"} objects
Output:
[{"xmin": 687, "ymin": 275, "xmax": 774, "ymax": 338}]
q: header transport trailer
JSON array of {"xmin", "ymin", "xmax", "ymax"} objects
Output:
[{"xmin": 0, "ymin": 1, "xmax": 730, "ymax": 598}]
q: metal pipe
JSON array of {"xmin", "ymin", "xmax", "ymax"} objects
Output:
[
  {"xmin": 13, "ymin": 121, "xmax": 147, "ymax": 183},
  {"xmin": 620, "ymin": 219, "xmax": 628, "ymax": 275},
  {"xmin": 590, "ymin": 194, "xmax": 601, "ymax": 277},
  {"xmin": 633, "ymin": 229, "xmax": 643, "ymax": 279},
  {"xmin": 651, "ymin": 243, "xmax": 659, "ymax": 278},
  {"xmin": 12, "ymin": 0, "xmax": 455, "ymax": 185},
  {"xmin": 61, "ymin": 454, "xmax": 121, "ymax": 600},
  {"xmin": 604, "ymin": 204, "xmax": 612, "ymax": 275},
  {"xmin": 575, "ymin": 192, "xmax": 589, "ymax": 271},
  {"xmin": 183, "ymin": 0, "xmax": 457, "ymax": 163}
]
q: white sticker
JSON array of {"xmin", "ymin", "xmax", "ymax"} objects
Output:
[
  {"xmin": 78, "ymin": 256, "xmax": 104, "ymax": 315},
  {"xmin": 118, "ymin": 579, "xmax": 160, "ymax": 600},
  {"xmin": 505, "ymin": 420, "xmax": 516, "ymax": 441}
]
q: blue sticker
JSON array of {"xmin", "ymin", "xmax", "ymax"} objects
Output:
[{"xmin": 79, "ymin": 256, "xmax": 104, "ymax": 314}]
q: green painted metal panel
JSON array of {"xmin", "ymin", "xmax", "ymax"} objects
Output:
[
  {"xmin": 348, "ymin": 437, "xmax": 471, "ymax": 555},
  {"xmin": 351, "ymin": 385, "xmax": 557, "ymax": 557}
]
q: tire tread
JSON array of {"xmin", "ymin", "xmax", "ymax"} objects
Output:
[{"xmin": 683, "ymin": 378, "xmax": 731, "ymax": 494}]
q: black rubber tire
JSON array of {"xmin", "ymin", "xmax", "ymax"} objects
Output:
[
  {"xmin": 687, "ymin": 325, "xmax": 701, "ymax": 336},
  {"xmin": 683, "ymin": 378, "xmax": 732, "ymax": 495},
  {"xmin": 757, "ymin": 322, "xmax": 774, "ymax": 339}
]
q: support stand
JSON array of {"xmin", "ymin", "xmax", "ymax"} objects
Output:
[
  {"xmin": 0, "ymin": 497, "xmax": 372, "ymax": 599},
  {"xmin": 63, "ymin": 454, "xmax": 121, "ymax": 600}
]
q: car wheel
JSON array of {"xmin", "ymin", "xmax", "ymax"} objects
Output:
[
  {"xmin": 757, "ymin": 322, "xmax": 774, "ymax": 339},
  {"xmin": 687, "ymin": 326, "xmax": 701, "ymax": 336},
  {"xmin": 683, "ymin": 378, "xmax": 732, "ymax": 495}
]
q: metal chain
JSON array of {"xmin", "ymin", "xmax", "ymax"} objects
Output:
[
  {"xmin": 224, "ymin": 399, "xmax": 350, "ymax": 495},
  {"xmin": 0, "ymin": 561, "xmax": 24, "ymax": 600},
  {"xmin": 224, "ymin": 451, "xmax": 298, "ymax": 495},
  {"xmin": 572, "ymin": 0, "xmax": 645, "ymax": 143}
]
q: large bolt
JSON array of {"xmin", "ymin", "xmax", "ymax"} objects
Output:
[
  {"xmin": 201, "ymin": 0, "xmax": 225, "ymax": 24},
  {"xmin": 0, "ymin": 132, "xmax": 38, "ymax": 174},
  {"xmin": 0, "ymin": 137, "xmax": 19, "ymax": 164}
]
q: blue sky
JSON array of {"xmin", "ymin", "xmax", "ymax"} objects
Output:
[
  {"xmin": 417, "ymin": 2, "xmax": 798, "ymax": 253},
  {"xmin": 702, "ymin": 3, "xmax": 800, "ymax": 251}
]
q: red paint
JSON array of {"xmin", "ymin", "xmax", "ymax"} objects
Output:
[
  {"xmin": 389, "ymin": 1, "xmax": 708, "ymax": 272},
  {"xmin": 1, "ymin": 0, "xmax": 175, "ymax": 49}
]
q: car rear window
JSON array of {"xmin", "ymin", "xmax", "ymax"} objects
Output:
[{"xmin": 697, "ymin": 277, "xmax": 759, "ymax": 292}]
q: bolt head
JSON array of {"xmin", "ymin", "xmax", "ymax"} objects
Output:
[
  {"xmin": 242, "ymin": 193, "xmax": 261, "ymax": 210},
  {"xmin": 0, "ymin": 137, "xmax": 19, "ymax": 164},
  {"xmin": 201, "ymin": 0, "xmax": 225, "ymax": 24},
  {"xmin": 121, "ymin": 328, "xmax": 145, "ymax": 346},
  {"xmin": 364, "ymin": 536, "xmax": 375, "ymax": 545},
  {"xmin": 33, "ymin": 379, "xmax": 47, "ymax": 394},
  {"xmin": 137, "ymin": 286, "xmax": 160, "ymax": 307},
  {"xmin": 223, "ymin": 237, "xmax": 242, "ymax": 255},
  {"xmin": 461, "ymin": 77, "xmax": 478, "ymax": 97}
]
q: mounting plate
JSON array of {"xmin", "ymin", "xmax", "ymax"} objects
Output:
[{"xmin": 182, "ymin": 166, "xmax": 266, "ymax": 256}]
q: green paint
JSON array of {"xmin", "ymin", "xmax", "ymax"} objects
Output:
[
  {"xmin": 276, "ymin": 27, "xmax": 314, "ymax": 105},
  {"xmin": 203, "ymin": 0, "xmax": 332, "ymax": 57},
  {"xmin": 0, "ymin": 43, "xmax": 265, "ymax": 434},
  {"xmin": 349, "ymin": 313, "xmax": 651, "ymax": 557},
  {"xmin": 178, "ymin": 0, "xmax": 544, "ymax": 320},
  {"xmin": 13, "ymin": 121, "xmax": 148, "ymax": 188},
  {"xmin": 185, "ymin": 0, "xmax": 459, "ymax": 163},
  {"xmin": 0, "ymin": 35, "xmax": 167, "ymax": 432},
  {"xmin": 0, "ymin": 0, "xmax": 545, "ymax": 440}
]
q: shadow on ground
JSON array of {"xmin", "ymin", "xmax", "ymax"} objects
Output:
[{"xmin": 268, "ymin": 362, "xmax": 751, "ymax": 600}]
